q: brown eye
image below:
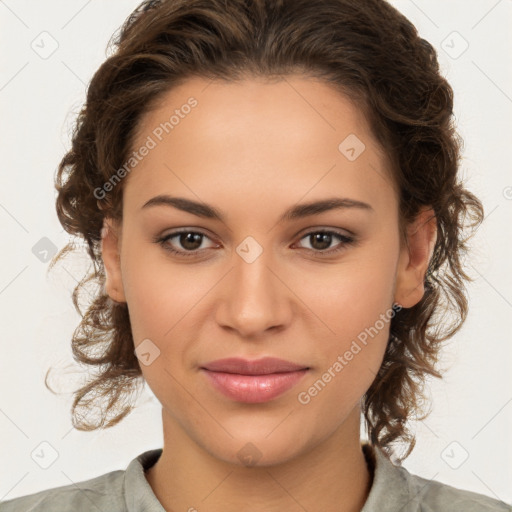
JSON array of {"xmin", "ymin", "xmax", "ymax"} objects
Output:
[
  {"xmin": 157, "ymin": 230, "xmax": 216, "ymax": 257},
  {"xmin": 177, "ymin": 232, "xmax": 203, "ymax": 251},
  {"xmin": 296, "ymin": 230, "xmax": 355, "ymax": 255}
]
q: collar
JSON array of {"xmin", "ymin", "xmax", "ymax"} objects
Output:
[{"xmin": 123, "ymin": 443, "xmax": 415, "ymax": 512}]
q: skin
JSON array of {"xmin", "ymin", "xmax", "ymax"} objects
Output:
[{"xmin": 101, "ymin": 75, "xmax": 437, "ymax": 512}]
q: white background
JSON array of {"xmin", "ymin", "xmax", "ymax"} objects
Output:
[{"xmin": 1, "ymin": 0, "xmax": 511, "ymax": 505}]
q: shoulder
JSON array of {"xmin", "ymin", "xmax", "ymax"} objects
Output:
[
  {"xmin": 403, "ymin": 469, "xmax": 512, "ymax": 512},
  {"xmin": 363, "ymin": 443, "xmax": 511, "ymax": 512},
  {"xmin": 0, "ymin": 469, "xmax": 126, "ymax": 512}
]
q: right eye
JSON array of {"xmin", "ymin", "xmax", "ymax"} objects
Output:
[{"xmin": 156, "ymin": 230, "xmax": 218, "ymax": 257}]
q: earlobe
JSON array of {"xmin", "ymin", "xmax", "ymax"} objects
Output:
[
  {"xmin": 394, "ymin": 208, "xmax": 437, "ymax": 309},
  {"xmin": 101, "ymin": 218, "xmax": 126, "ymax": 303}
]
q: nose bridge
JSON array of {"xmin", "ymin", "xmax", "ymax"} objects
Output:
[{"xmin": 234, "ymin": 237, "xmax": 274, "ymax": 296}]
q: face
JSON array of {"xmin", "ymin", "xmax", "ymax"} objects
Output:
[{"xmin": 101, "ymin": 75, "xmax": 435, "ymax": 466}]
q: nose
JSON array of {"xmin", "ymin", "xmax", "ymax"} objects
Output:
[{"xmin": 214, "ymin": 244, "xmax": 292, "ymax": 338}]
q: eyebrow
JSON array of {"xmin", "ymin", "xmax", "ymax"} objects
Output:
[{"xmin": 141, "ymin": 195, "xmax": 374, "ymax": 223}]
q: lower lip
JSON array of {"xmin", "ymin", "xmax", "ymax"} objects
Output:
[{"xmin": 201, "ymin": 369, "xmax": 309, "ymax": 403}]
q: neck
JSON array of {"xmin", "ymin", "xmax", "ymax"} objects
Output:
[{"xmin": 145, "ymin": 405, "xmax": 373, "ymax": 512}]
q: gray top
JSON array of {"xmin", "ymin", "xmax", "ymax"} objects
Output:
[{"xmin": 1, "ymin": 443, "xmax": 510, "ymax": 511}]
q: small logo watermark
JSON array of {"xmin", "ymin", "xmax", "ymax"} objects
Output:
[
  {"xmin": 338, "ymin": 133, "xmax": 366, "ymax": 161},
  {"xmin": 134, "ymin": 338, "xmax": 161, "ymax": 366}
]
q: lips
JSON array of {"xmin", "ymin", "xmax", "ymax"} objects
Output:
[
  {"xmin": 200, "ymin": 357, "xmax": 310, "ymax": 403},
  {"xmin": 201, "ymin": 357, "xmax": 309, "ymax": 375}
]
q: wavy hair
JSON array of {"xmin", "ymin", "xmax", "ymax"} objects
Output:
[{"xmin": 47, "ymin": 0, "xmax": 484, "ymax": 463}]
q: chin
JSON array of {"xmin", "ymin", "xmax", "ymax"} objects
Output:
[
  {"xmin": 193, "ymin": 420, "xmax": 316, "ymax": 468},
  {"xmin": 213, "ymin": 438, "xmax": 307, "ymax": 468}
]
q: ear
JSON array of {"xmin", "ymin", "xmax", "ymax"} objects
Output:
[
  {"xmin": 101, "ymin": 217, "xmax": 126, "ymax": 303},
  {"xmin": 394, "ymin": 207, "xmax": 437, "ymax": 309}
]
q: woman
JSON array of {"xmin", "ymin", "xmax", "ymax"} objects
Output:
[{"xmin": 1, "ymin": 0, "xmax": 509, "ymax": 510}]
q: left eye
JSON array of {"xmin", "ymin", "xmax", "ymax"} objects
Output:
[
  {"xmin": 295, "ymin": 230, "xmax": 354, "ymax": 253},
  {"xmin": 156, "ymin": 229, "xmax": 354, "ymax": 257}
]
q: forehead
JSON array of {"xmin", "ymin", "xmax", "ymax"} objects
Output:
[{"xmin": 124, "ymin": 75, "xmax": 395, "ymax": 214}]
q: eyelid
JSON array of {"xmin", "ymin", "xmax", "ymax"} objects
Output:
[{"xmin": 294, "ymin": 224, "xmax": 355, "ymax": 239}]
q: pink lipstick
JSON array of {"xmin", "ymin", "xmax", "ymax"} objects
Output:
[{"xmin": 201, "ymin": 357, "xmax": 309, "ymax": 403}]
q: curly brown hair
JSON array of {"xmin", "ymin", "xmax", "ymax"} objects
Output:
[{"xmin": 47, "ymin": 0, "xmax": 484, "ymax": 463}]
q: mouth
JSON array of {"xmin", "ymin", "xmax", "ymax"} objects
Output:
[{"xmin": 200, "ymin": 357, "xmax": 310, "ymax": 403}]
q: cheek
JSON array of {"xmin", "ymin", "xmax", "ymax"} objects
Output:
[
  {"xmin": 122, "ymin": 257, "xmax": 204, "ymax": 407},
  {"xmin": 292, "ymin": 251, "xmax": 397, "ymax": 411},
  {"xmin": 120, "ymin": 250, "xmax": 226, "ymax": 403},
  {"xmin": 294, "ymin": 251, "xmax": 397, "ymax": 340},
  {"xmin": 120, "ymin": 241, "xmax": 210, "ymax": 340},
  {"xmin": 294, "ymin": 288, "xmax": 392, "ymax": 429}
]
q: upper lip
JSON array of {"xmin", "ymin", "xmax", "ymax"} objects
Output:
[{"xmin": 201, "ymin": 357, "xmax": 309, "ymax": 375}]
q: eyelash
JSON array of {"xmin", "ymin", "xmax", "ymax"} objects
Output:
[{"xmin": 154, "ymin": 229, "xmax": 356, "ymax": 258}]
